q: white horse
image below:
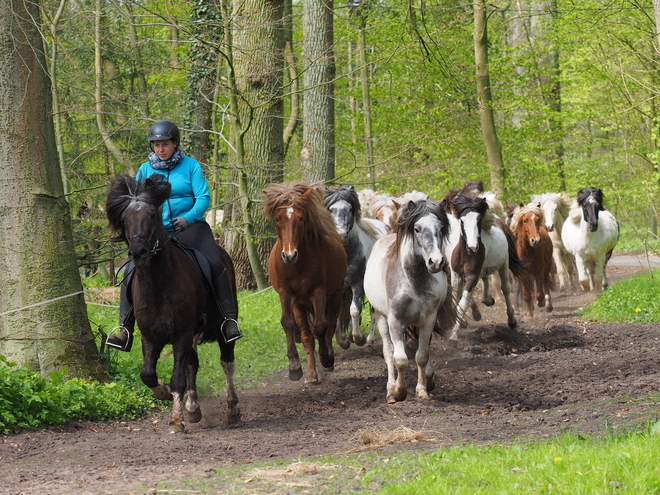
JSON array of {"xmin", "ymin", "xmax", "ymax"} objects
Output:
[
  {"xmin": 364, "ymin": 200, "xmax": 455, "ymax": 403},
  {"xmin": 324, "ymin": 185, "xmax": 389, "ymax": 347},
  {"xmin": 561, "ymin": 187, "xmax": 619, "ymax": 291},
  {"xmin": 442, "ymin": 192, "xmax": 528, "ymax": 344},
  {"xmin": 531, "ymin": 192, "xmax": 577, "ymax": 291}
]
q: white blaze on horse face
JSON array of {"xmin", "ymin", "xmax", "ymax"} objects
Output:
[
  {"xmin": 543, "ymin": 201, "xmax": 557, "ymax": 231},
  {"xmin": 286, "ymin": 207, "xmax": 294, "ymax": 219},
  {"xmin": 461, "ymin": 211, "xmax": 481, "ymax": 253},
  {"xmin": 414, "ymin": 214, "xmax": 444, "ymax": 273}
]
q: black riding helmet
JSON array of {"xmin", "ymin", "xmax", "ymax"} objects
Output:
[{"xmin": 148, "ymin": 120, "xmax": 180, "ymax": 145}]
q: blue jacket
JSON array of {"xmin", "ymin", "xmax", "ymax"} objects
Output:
[{"xmin": 136, "ymin": 155, "xmax": 211, "ymax": 231}]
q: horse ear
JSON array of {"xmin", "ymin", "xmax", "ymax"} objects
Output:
[{"xmin": 519, "ymin": 202, "xmax": 524, "ymax": 207}]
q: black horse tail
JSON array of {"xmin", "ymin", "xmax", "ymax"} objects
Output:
[
  {"xmin": 434, "ymin": 282, "xmax": 458, "ymax": 338},
  {"xmin": 501, "ymin": 222, "xmax": 532, "ymax": 283}
]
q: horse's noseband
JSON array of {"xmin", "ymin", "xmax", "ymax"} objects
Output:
[{"xmin": 127, "ymin": 225, "xmax": 162, "ymax": 258}]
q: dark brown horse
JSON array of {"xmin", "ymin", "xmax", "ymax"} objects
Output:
[
  {"xmin": 509, "ymin": 203, "xmax": 555, "ymax": 317},
  {"xmin": 263, "ymin": 181, "xmax": 348, "ymax": 385},
  {"xmin": 106, "ymin": 174, "xmax": 239, "ymax": 432}
]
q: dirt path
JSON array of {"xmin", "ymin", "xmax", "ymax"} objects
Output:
[{"xmin": 2, "ymin": 259, "xmax": 660, "ymax": 494}]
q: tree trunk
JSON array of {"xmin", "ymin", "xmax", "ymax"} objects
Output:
[
  {"xmin": 0, "ymin": 0, "xmax": 104, "ymax": 380},
  {"xmin": 224, "ymin": 0, "xmax": 285, "ymax": 290},
  {"xmin": 282, "ymin": 0, "xmax": 300, "ymax": 158},
  {"xmin": 45, "ymin": 0, "xmax": 69, "ymax": 196},
  {"xmin": 301, "ymin": 0, "xmax": 335, "ymax": 182},
  {"xmin": 357, "ymin": 19, "xmax": 374, "ymax": 188},
  {"xmin": 95, "ymin": 0, "xmax": 131, "ymax": 175},
  {"xmin": 474, "ymin": 0, "xmax": 505, "ymax": 198}
]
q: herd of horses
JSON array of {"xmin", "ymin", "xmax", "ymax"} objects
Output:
[{"xmin": 105, "ymin": 175, "xmax": 619, "ymax": 431}]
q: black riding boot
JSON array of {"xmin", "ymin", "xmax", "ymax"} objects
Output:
[
  {"xmin": 106, "ymin": 265, "xmax": 135, "ymax": 352},
  {"xmin": 214, "ymin": 269, "xmax": 242, "ymax": 343}
]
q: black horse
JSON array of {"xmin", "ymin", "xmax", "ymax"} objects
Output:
[{"xmin": 106, "ymin": 174, "xmax": 240, "ymax": 432}]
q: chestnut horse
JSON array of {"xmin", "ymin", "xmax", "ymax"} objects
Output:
[
  {"xmin": 509, "ymin": 203, "xmax": 555, "ymax": 318},
  {"xmin": 106, "ymin": 174, "xmax": 239, "ymax": 432},
  {"xmin": 263, "ymin": 182, "xmax": 348, "ymax": 384}
]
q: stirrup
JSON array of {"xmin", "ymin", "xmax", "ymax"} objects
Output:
[
  {"xmin": 221, "ymin": 318, "xmax": 243, "ymax": 344},
  {"xmin": 106, "ymin": 325, "xmax": 134, "ymax": 352}
]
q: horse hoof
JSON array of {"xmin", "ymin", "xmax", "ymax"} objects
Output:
[
  {"xmin": 353, "ymin": 334, "xmax": 366, "ymax": 346},
  {"xmin": 304, "ymin": 375, "xmax": 320, "ymax": 385},
  {"xmin": 289, "ymin": 368, "xmax": 303, "ymax": 381},
  {"xmin": 508, "ymin": 318, "xmax": 517, "ymax": 329},
  {"xmin": 471, "ymin": 309, "xmax": 482, "ymax": 321},
  {"xmin": 337, "ymin": 338, "xmax": 351, "ymax": 350},
  {"xmin": 152, "ymin": 385, "xmax": 173, "ymax": 401},
  {"xmin": 168, "ymin": 421, "xmax": 185, "ymax": 434},
  {"xmin": 447, "ymin": 339, "xmax": 458, "ymax": 349},
  {"xmin": 323, "ymin": 365, "xmax": 335, "ymax": 372},
  {"xmin": 483, "ymin": 297, "xmax": 495, "ymax": 307},
  {"xmin": 185, "ymin": 407, "xmax": 202, "ymax": 424},
  {"xmin": 546, "ymin": 305, "xmax": 553, "ymax": 313},
  {"xmin": 427, "ymin": 374, "xmax": 436, "ymax": 392}
]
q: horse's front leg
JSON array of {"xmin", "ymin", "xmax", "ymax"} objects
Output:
[
  {"xmin": 374, "ymin": 312, "xmax": 398, "ymax": 403},
  {"xmin": 498, "ymin": 265, "xmax": 518, "ymax": 329},
  {"xmin": 279, "ymin": 294, "xmax": 303, "ymax": 381},
  {"xmin": 387, "ymin": 318, "xmax": 408, "ymax": 403},
  {"xmin": 293, "ymin": 303, "xmax": 319, "ymax": 384},
  {"xmin": 481, "ymin": 275, "xmax": 495, "ymax": 306},
  {"xmin": 414, "ymin": 315, "xmax": 436, "ymax": 400},
  {"xmin": 311, "ymin": 290, "xmax": 335, "ymax": 373},
  {"xmin": 140, "ymin": 337, "xmax": 170, "ymax": 400},
  {"xmin": 350, "ymin": 283, "xmax": 366, "ymax": 346},
  {"xmin": 366, "ymin": 305, "xmax": 379, "ymax": 345}
]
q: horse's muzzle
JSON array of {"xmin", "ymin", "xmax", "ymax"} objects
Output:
[
  {"xmin": 427, "ymin": 257, "xmax": 445, "ymax": 273},
  {"xmin": 281, "ymin": 250, "xmax": 299, "ymax": 264}
]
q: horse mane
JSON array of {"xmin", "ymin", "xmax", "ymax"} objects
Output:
[
  {"xmin": 106, "ymin": 173, "xmax": 170, "ymax": 241},
  {"xmin": 450, "ymin": 193, "xmax": 496, "ymax": 230},
  {"xmin": 324, "ymin": 185, "xmax": 362, "ymax": 221},
  {"xmin": 263, "ymin": 181, "xmax": 340, "ymax": 241},
  {"xmin": 509, "ymin": 203, "xmax": 543, "ymax": 234},
  {"xmin": 460, "ymin": 180, "xmax": 484, "ymax": 195},
  {"xmin": 577, "ymin": 187, "xmax": 605, "ymax": 210},
  {"xmin": 390, "ymin": 200, "xmax": 448, "ymax": 259},
  {"xmin": 532, "ymin": 192, "xmax": 571, "ymax": 222}
]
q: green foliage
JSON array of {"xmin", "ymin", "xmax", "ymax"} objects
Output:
[
  {"xmin": 0, "ymin": 355, "xmax": 157, "ymax": 434},
  {"xmin": 580, "ymin": 271, "xmax": 660, "ymax": 323}
]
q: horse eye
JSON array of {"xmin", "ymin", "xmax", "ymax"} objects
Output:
[{"xmin": 414, "ymin": 227, "xmax": 420, "ymax": 234}]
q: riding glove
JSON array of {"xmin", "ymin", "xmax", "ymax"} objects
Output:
[{"xmin": 172, "ymin": 217, "xmax": 189, "ymax": 231}]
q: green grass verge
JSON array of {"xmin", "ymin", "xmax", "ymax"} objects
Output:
[
  {"xmin": 139, "ymin": 424, "xmax": 660, "ymax": 494},
  {"xmin": 579, "ymin": 270, "xmax": 660, "ymax": 323}
]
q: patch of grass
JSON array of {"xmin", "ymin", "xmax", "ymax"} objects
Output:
[
  {"xmin": 579, "ymin": 270, "xmax": 660, "ymax": 323},
  {"xmin": 134, "ymin": 423, "xmax": 660, "ymax": 494},
  {"xmin": 376, "ymin": 426, "xmax": 660, "ymax": 494}
]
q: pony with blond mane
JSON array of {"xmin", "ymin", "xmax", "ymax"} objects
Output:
[
  {"xmin": 509, "ymin": 203, "xmax": 554, "ymax": 317},
  {"xmin": 531, "ymin": 192, "xmax": 576, "ymax": 291},
  {"xmin": 264, "ymin": 181, "xmax": 348, "ymax": 384}
]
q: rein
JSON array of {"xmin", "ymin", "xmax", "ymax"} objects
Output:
[{"xmin": 127, "ymin": 223, "xmax": 176, "ymax": 258}]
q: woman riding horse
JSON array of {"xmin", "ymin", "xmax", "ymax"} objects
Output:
[{"xmin": 106, "ymin": 120, "xmax": 242, "ymax": 351}]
